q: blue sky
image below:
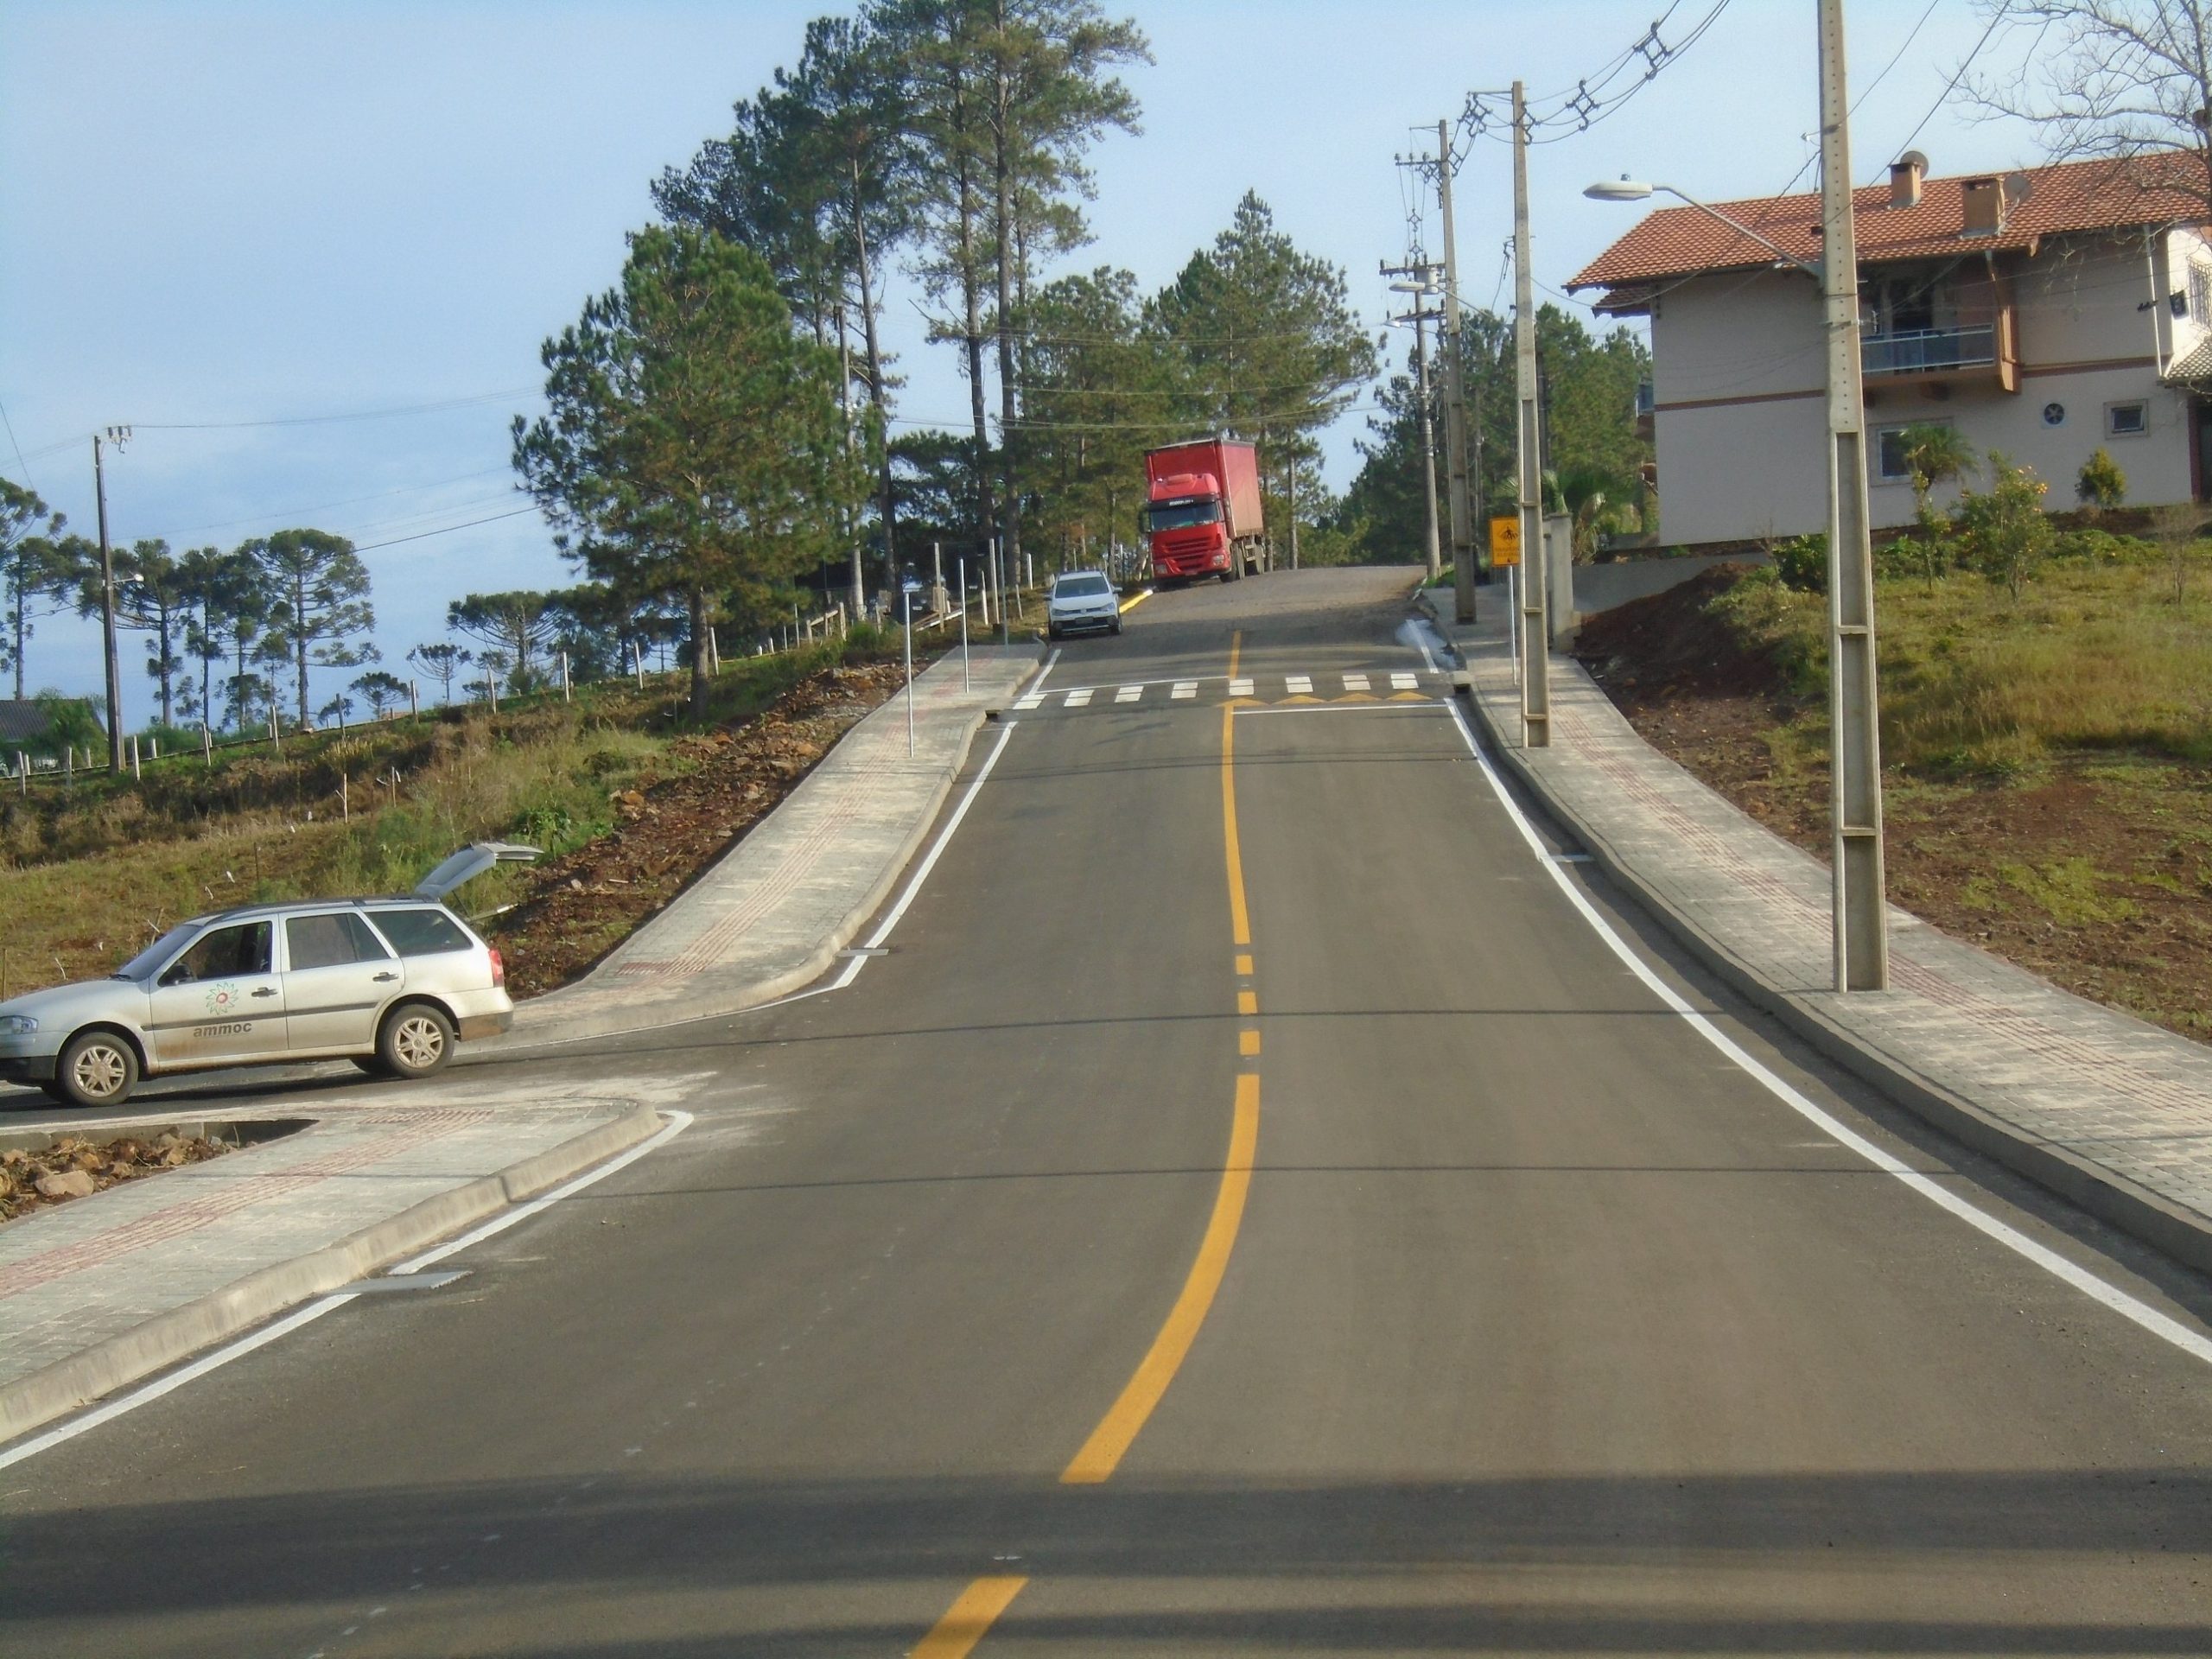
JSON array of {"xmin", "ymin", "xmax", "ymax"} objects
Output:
[{"xmin": 2, "ymin": 0, "xmax": 2041, "ymax": 721}]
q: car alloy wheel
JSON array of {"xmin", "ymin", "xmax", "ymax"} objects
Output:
[
  {"xmin": 58, "ymin": 1031, "xmax": 138, "ymax": 1108},
  {"xmin": 393, "ymin": 1014, "xmax": 444, "ymax": 1070}
]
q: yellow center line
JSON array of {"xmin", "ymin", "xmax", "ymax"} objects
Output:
[
  {"xmin": 1222, "ymin": 702, "xmax": 1251, "ymax": 948},
  {"xmin": 1061, "ymin": 1072, "xmax": 1260, "ymax": 1484},
  {"xmin": 1061, "ymin": 691, "xmax": 1262, "ymax": 1486},
  {"xmin": 1236, "ymin": 989, "xmax": 1258, "ymax": 1015},
  {"xmin": 1116, "ymin": 588, "xmax": 1153, "ymax": 615},
  {"xmin": 911, "ymin": 1576, "xmax": 1028, "ymax": 1658}
]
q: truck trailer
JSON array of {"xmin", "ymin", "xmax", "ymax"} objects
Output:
[{"xmin": 1141, "ymin": 438, "xmax": 1267, "ymax": 583}]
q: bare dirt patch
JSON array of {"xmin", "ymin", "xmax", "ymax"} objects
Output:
[
  {"xmin": 1573, "ymin": 570, "xmax": 2212, "ymax": 1042},
  {"xmin": 1, "ymin": 1133, "xmax": 231, "ymax": 1224},
  {"xmin": 490, "ymin": 659, "xmax": 912, "ymax": 999}
]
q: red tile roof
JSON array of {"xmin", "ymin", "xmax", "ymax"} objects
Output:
[{"xmin": 1567, "ymin": 151, "xmax": 2211, "ymax": 296}]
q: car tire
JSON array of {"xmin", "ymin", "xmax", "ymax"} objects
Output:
[
  {"xmin": 1111, "ymin": 618, "xmax": 1122, "ymax": 635},
  {"xmin": 378, "ymin": 1002, "xmax": 455, "ymax": 1080},
  {"xmin": 55, "ymin": 1029, "xmax": 139, "ymax": 1109},
  {"xmin": 1224, "ymin": 556, "xmax": 1243, "ymax": 582}
]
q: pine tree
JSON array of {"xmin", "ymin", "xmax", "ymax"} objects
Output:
[
  {"xmin": 247, "ymin": 530, "xmax": 376, "ymax": 730},
  {"xmin": 512, "ymin": 226, "xmax": 866, "ymax": 717}
]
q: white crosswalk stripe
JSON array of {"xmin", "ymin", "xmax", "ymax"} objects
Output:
[
  {"xmin": 1285, "ymin": 675, "xmax": 1313, "ymax": 695},
  {"xmin": 1390, "ymin": 672, "xmax": 1418, "ymax": 690},
  {"xmin": 1116, "ymin": 685, "xmax": 1141, "ymax": 702},
  {"xmin": 1172, "ymin": 681, "xmax": 1198, "ymax": 699},
  {"xmin": 1065, "ymin": 689, "xmax": 1092, "ymax": 707},
  {"xmin": 1014, "ymin": 695, "xmax": 1044, "ymax": 710},
  {"xmin": 1229, "ymin": 677, "xmax": 1254, "ymax": 697},
  {"xmin": 1343, "ymin": 673, "xmax": 1370, "ymax": 692}
]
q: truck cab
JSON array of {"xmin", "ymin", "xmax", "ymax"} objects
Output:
[{"xmin": 1143, "ymin": 474, "xmax": 1234, "ymax": 581}]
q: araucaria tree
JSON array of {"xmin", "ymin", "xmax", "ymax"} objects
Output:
[
  {"xmin": 448, "ymin": 590, "xmax": 566, "ymax": 692},
  {"xmin": 512, "ymin": 226, "xmax": 866, "ymax": 718},
  {"xmin": 1, "ymin": 479, "xmax": 75, "ymax": 701},
  {"xmin": 248, "ymin": 530, "xmax": 377, "ymax": 730}
]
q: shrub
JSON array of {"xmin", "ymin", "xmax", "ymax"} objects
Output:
[
  {"xmin": 1952, "ymin": 453, "xmax": 2052, "ymax": 600},
  {"xmin": 2076, "ymin": 447, "xmax": 2126, "ymax": 510},
  {"xmin": 2050, "ymin": 527, "xmax": 2134, "ymax": 564},
  {"xmin": 1770, "ymin": 532, "xmax": 1828, "ymax": 594}
]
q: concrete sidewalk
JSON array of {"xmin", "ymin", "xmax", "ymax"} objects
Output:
[
  {"xmin": 487, "ymin": 642, "xmax": 1040, "ymax": 1048},
  {"xmin": 1421, "ymin": 589, "xmax": 2212, "ymax": 1275},
  {"xmin": 0, "ymin": 1075, "xmax": 684, "ymax": 1441}
]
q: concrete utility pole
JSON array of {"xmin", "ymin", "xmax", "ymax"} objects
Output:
[
  {"xmin": 1511, "ymin": 83, "xmax": 1548, "ymax": 747},
  {"xmin": 1384, "ymin": 263, "xmax": 1446, "ymax": 583},
  {"xmin": 1817, "ymin": 0, "xmax": 1889, "ymax": 990},
  {"xmin": 92, "ymin": 429, "xmax": 129, "ymax": 775},
  {"xmin": 1411, "ymin": 308, "xmax": 1443, "ymax": 582},
  {"xmin": 836, "ymin": 304, "xmax": 865, "ymax": 619},
  {"xmin": 1438, "ymin": 120, "xmax": 1477, "ymax": 624}
]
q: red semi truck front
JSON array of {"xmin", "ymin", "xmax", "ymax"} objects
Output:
[{"xmin": 1142, "ymin": 438, "xmax": 1266, "ymax": 582}]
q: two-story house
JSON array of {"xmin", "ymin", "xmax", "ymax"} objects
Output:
[{"xmin": 1567, "ymin": 151, "xmax": 2212, "ymax": 546}]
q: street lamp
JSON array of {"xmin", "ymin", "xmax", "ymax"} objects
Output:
[
  {"xmin": 1581, "ymin": 178, "xmax": 1820, "ymax": 277},
  {"xmin": 1389, "ymin": 278, "xmax": 1446, "ymax": 582},
  {"xmin": 1586, "ymin": 130, "xmax": 1887, "ymax": 993}
]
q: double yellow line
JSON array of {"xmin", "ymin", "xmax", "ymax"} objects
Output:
[{"xmin": 912, "ymin": 629, "xmax": 1263, "ymax": 1655}]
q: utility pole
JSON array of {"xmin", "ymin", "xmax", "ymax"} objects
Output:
[
  {"xmin": 1818, "ymin": 0, "xmax": 1888, "ymax": 990},
  {"xmin": 1511, "ymin": 83, "xmax": 1548, "ymax": 747},
  {"xmin": 93, "ymin": 429, "xmax": 129, "ymax": 775},
  {"xmin": 1384, "ymin": 262, "xmax": 1446, "ymax": 583},
  {"xmin": 1412, "ymin": 308, "xmax": 1443, "ymax": 582},
  {"xmin": 1438, "ymin": 119, "xmax": 1476, "ymax": 624}
]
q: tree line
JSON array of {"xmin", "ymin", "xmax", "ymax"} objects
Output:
[
  {"xmin": 0, "ymin": 475, "xmax": 723, "ymax": 750},
  {"xmin": 513, "ymin": 0, "xmax": 1383, "ymax": 721}
]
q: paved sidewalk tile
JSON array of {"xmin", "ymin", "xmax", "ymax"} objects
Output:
[
  {"xmin": 1427, "ymin": 594, "xmax": 2212, "ymax": 1246},
  {"xmin": 0, "ymin": 1072, "xmax": 696, "ymax": 1402},
  {"xmin": 494, "ymin": 645, "xmax": 1039, "ymax": 1044}
]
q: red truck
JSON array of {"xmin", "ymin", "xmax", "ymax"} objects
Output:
[{"xmin": 1141, "ymin": 438, "xmax": 1267, "ymax": 583}]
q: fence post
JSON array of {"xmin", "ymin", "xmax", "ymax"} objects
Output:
[
  {"xmin": 410, "ymin": 680, "xmax": 419, "ymax": 718},
  {"xmin": 130, "ymin": 734, "xmax": 141, "ymax": 780},
  {"xmin": 633, "ymin": 642, "xmax": 645, "ymax": 690},
  {"xmin": 560, "ymin": 652, "xmax": 570, "ymax": 702},
  {"xmin": 340, "ymin": 773, "xmax": 348, "ymax": 820},
  {"xmin": 202, "ymin": 723, "xmax": 213, "ymax": 766},
  {"xmin": 270, "ymin": 713, "xmax": 281, "ymax": 754},
  {"xmin": 16, "ymin": 753, "xmax": 25, "ymax": 795}
]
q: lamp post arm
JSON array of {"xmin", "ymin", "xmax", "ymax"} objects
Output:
[{"xmin": 1656, "ymin": 186, "xmax": 1822, "ymax": 279}]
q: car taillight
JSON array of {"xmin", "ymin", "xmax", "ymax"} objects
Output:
[{"xmin": 488, "ymin": 947, "xmax": 505, "ymax": 988}]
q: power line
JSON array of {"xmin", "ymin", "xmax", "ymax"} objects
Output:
[
  {"xmin": 1450, "ymin": 1, "xmax": 1734, "ymax": 158},
  {"xmin": 1866, "ymin": 3, "xmax": 2014, "ymax": 185},
  {"xmin": 0, "ymin": 395, "xmax": 36, "ymax": 494},
  {"xmin": 167, "ymin": 466, "xmax": 516, "ymax": 538},
  {"xmin": 131, "ymin": 385, "xmax": 540, "ymax": 432},
  {"xmin": 350, "ymin": 505, "xmax": 538, "ymax": 553}
]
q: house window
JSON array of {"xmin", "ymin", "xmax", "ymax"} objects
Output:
[
  {"xmin": 1875, "ymin": 421, "xmax": 1950, "ymax": 482},
  {"xmin": 2191, "ymin": 262, "xmax": 2212, "ymax": 322},
  {"xmin": 2106, "ymin": 400, "xmax": 2148, "ymax": 437}
]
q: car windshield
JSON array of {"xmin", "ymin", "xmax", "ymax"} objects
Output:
[
  {"xmin": 1055, "ymin": 575, "xmax": 1111, "ymax": 598},
  {"xmin": 1143, "ymin": 500, "xmax": 1221, "ymax": 531},
  {"xmin": 114, "ymin": 924, "xmax": 203, "ymax": 981}
]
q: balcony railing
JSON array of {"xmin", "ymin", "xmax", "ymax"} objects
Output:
[{"xmin": 1863, "ymin": 323, "xmax": 1998, "ymax": 378}]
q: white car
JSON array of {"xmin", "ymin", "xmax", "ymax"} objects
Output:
[
  {"xmin": 0, "ymin": 842, "xmax": 536, "ymax": 1109},
  {"xmin": 1046, "ymin": 572, "xmax": 1123, "ymax": 639}
]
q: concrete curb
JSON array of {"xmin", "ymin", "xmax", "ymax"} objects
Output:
[
  {"xmin": 487, "ymin": 707, "xmax": 988, "ymax": 1051},
  {"xmin": 1425, "ymin": 589, "xmax": 2212, "ymax": 1277},
  {"xmin": 0, "ymin": 1101, "xmax": 662, "ymax": 1443}
]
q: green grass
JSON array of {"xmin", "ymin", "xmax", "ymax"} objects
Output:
[
  {"xmin": 1713, "ymin": 549, "xmax": 2212, "ymax": 779},
  {"xmin": 0, "ymin": 632, "xmax": 907, "ymax": 1001}
]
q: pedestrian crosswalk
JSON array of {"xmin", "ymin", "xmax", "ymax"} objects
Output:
[{"xmin": 1011, "ymin": 669, "xmax": 1441, "ymax": 713}]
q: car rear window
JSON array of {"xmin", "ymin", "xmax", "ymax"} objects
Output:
[
  {"xmin": 287, "ymin": 912, "xmax": 391, "ymax": 971},
  {"xmin": 366, "ymin": 906, "xmax": 474, "ymax": 957},
  {"xmin": 1056, "ymin": 575, "xmax": 1110, "ymax": 597}
]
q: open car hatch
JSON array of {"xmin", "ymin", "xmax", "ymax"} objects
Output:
[{"xmin": 412, "ymin": 841, "xmax": 542, "ymax": 901}]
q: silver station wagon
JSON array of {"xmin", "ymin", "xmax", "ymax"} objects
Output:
[{"xmin": 0, "ymin": 842, "xmax": 537, "ymax": 1109}]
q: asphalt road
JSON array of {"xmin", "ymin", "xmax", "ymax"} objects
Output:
[{"xmin": 5, "ymin": 567, "xmax": 2212, "ymax": 1656}]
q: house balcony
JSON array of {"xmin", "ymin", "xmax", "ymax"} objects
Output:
[{"xmin": 1861, "ymin": 309, "xmax": 2019, "ymax": 393}]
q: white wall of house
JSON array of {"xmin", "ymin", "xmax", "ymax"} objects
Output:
[{"xmin": 1647, "ymin": 234, "xmax": 2199, "ymax": 546}]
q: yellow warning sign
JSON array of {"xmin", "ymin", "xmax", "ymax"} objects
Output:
[{"xmin": 1490, "ymin": 515, "xmax": 1522, "ymax": 566}]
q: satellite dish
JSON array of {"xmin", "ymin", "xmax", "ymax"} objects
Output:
[{"xmin": 2004, "ymin": 170, "xmax": 2034, "ymax": 204}]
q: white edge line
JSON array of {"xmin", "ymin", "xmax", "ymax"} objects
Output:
[
  {"xmin": 1441, "ymin": 699, "xmax": 2212, "ymax": 1368},
  {"xmin": 0, "ymin": 1109, "xmax": 697, "ymax": 1470},
  {"xmin": 860, "ymin": 719, "xmax": 1017, "ymax": 951},
  {"xmin": 1020, "ymin": 649, "xmax": 1061, "ymax": 698}
]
